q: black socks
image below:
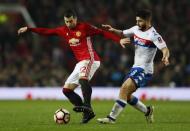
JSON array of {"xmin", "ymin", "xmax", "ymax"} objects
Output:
[
  {"xmin": 62, "ymin": 88, "xmax": 83, "ymax": 106},
  {"xmin": 63, "ymin": 79, "xmax": 92, "ymax": 108},
  {"xmin": 79, "ymin": 79, "xmax": 92, "ymax": 108}
]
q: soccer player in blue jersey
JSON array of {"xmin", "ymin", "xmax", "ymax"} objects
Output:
[{"xmin": 97, "ymin": 9, "xmax": 170, "ymax": 124}]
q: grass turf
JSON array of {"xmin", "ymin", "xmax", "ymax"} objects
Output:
[{"xmin": 0, "ymin": 100, "xmax": 190, "ymax": 131}]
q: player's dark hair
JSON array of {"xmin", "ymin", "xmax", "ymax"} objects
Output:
[
  {"xmin": 64, "ymin": 9, "xmax": 77, "ymax": 18},
  {"xmin": 136, "ymin": 9, "xmax": 152, "ymax": 20}
]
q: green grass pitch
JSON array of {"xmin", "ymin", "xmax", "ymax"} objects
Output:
[{"xmin": 0, "ymin": 100, "xmax": 190, "ymax": 131}]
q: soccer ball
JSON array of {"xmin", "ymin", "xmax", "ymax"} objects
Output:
[{"xmin": 54, "ymin": 108, "xmax": 70, "ymax": 124}]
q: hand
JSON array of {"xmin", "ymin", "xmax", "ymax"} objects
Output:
[
  {"xmin": 120, "ymin": 38, "xmax": 130, "ymax": 48},
  {"xmin": 102, "ymin": 24, "xmax": 114, "ymax": 32},
  {"xmin": 161, "ymin": 47, "xmax": 170, "ymax": 66},
  {"xmin": 18, "ymin": 27, "xmax": 28, "ymax": 35},
  {"xmin": 162, "ymin": 56, "xmax": 170, "ymax": 66}
]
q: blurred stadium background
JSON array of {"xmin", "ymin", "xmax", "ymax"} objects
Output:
[
  {"xmin": 0, "ymin": 0, "xmax": 190, "ymax": 100},
  {"xmin": 1, "ymin": 1, "xmax": 190, "ymax": 131}
]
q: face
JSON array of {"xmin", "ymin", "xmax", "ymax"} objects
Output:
[
  {"xmin": 136, "ymin": 17, "xmax": 149, "ymax": 31},
  {"xmin": 64, "ymin": 16, "xmax": 77, "ymax": 29}
]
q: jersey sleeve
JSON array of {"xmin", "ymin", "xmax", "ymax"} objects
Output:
[
  {"xmin": 122, "ymin": 26, "xmax": 136, "ymax": 37},
  {"xmin": 85, "ymin": 23, "xmax": 121, "ymax": 43},
  {"xmin": 151, "ymin": 32, "xmax": 167, "ymax": 50},
  {"xmin": 28, "ymin": 27, "xmax": 61, "ymax": 36}
]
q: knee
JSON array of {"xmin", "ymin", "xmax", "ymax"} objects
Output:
[
  {"xmin": 126, "ymin": 95, "xmax": 132, "ymax": 103},
  {"xmin": 127, "ymin": 96, "xmax": 138, "ymax": 105},
  {"xmin": 125, "ymin": 89, "xmax": 135, "ymax": 101},
  {"xmin": 62, "ymin": 88, "xmax": 73, "ymax": 95}
]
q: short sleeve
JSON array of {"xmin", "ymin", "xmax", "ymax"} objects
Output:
[
  {"xmin": 122, "ymin": 26, "xmax": 137, "ymax": 37},
  {"xmin": 151, "ymin": 32, "xmax": 167, "ymax": 50}
]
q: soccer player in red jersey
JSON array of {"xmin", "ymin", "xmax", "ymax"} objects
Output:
[{"xmin": 18, "ymin": 9, "xmax": 130, "ymax": 123}]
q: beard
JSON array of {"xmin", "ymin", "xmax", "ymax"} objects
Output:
[
  {"xmin": 68, "ymin": 24, "xmax": 76, "ymax": 29},
  {"xmin": 138, "ymin": 25, "xmax": 146, "ymax": 31}
]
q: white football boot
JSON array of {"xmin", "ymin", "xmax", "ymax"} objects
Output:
[{"xmin": 97, "ymin": 116, "xmax": 115, "ymax": 124}]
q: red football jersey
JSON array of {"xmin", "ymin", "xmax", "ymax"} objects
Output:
[{"xmin": 28, "ymin": 22, "xmax": 120, "ymax": 61}]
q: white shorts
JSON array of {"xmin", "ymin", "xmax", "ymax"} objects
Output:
[{"xmin": 65, "ymin": 60, "xmax": 100, "ymax": 85}]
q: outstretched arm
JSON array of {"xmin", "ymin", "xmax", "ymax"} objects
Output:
[
  {"xmin": 101, "ymin": 25, "xmax": 131, "ymax": 48},
  {"xmin": 18, "ymin": 26, "xmax": 59, "ymax": 36},
  {"xmin": 102, "ymin": 24, "xmax": 123, "ymax": 35},
  {"xmin": 86, "ymin": 23, "xmax": 130, "ymax": 48}
]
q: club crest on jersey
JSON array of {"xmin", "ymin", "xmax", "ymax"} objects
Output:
[
  {"xmin": 76, "ymin": 31, "xmax": 81, "ymax": 37},
  {"xmin": 158, "ymin": 37, "xmax": 163, "ymax": 43}
]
